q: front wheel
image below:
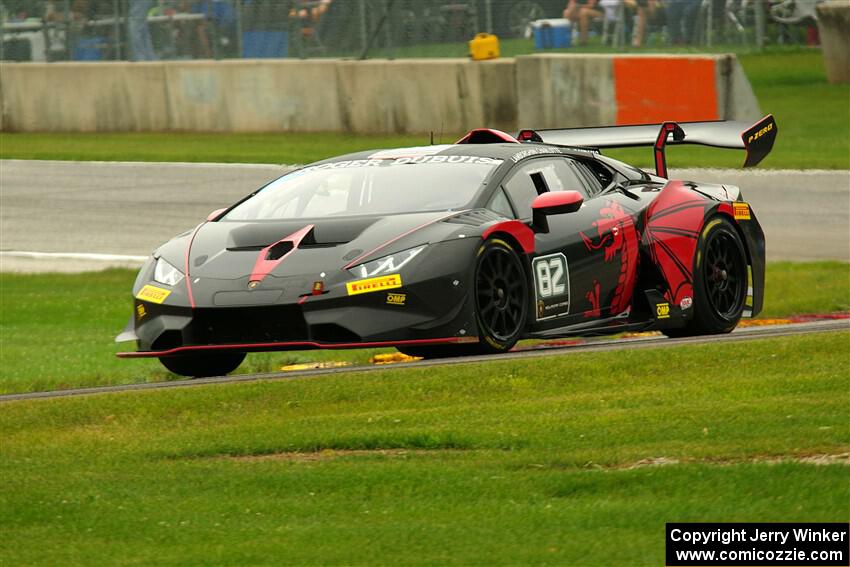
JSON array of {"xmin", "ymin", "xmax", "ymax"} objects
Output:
[
  {"xmin": 396, "ymin": 238, "xmax": 529, "ymax": 359},
  {"xmin": 664, "ymin": 216, "xmax": 748, "ymax": 337},
  {"xmin": 159, "ymin": 352, "xmax": 246, "ymax": 378},
  {"xmin": 473, "ymin": 238, "xmax": 529, "ymax": 352}
]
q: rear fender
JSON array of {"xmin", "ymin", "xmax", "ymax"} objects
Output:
[{"xmin": 639, "ymin": 180, "xmax": 711, "ymax": 311}]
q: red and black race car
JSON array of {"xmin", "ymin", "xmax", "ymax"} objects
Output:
[{"xmin": 117, "ymin": 116, "xmax": 777, "ymax": 377}]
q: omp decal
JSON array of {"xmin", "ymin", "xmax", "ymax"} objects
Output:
[
  {"xmin": 386, "ymin": 292, "xmax": 406, "ymax": 306},
  {"xmin": 135, "ymin": 303, "xmax": 147, "ymax": 320},
  {"xmin": 747, "ymin": 121, "xmax": 774, "ymax": 144},
  {"xmin": 580, "ymin": 200, "xmax": 639, "ymax": 318},
  {"xmin": 656, "ymin": 302, "xmax": 671, "ymax": 319},
  {"xmin": 136, "ymin": 285, "xmax": 171, "ymax": 304},
  {"xmin": 346, "ymin": 274, "xmax": 402, "ymax": 296},
  {"xmin": 533, "ymin": 253, "xmax": 570, "ymax": 321},
  {"xmin": 733, "ymin": 202, "xmax": 751, "ymax": 220}
]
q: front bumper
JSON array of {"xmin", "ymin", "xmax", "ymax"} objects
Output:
[{"xmin": 117, "ymin": 240, "xmax": 480, "ymax": 357}]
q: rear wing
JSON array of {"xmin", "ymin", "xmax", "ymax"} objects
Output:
[{"xmin": 516, "ymin": 115, "xmax": 777, "ymax": 178}]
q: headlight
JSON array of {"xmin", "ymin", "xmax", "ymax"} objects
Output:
[
  {"xmin": 153, "ymin": 257, "xmax": 184, "ymax": 286},
  {"xmin": 349, "ymin": 245, "xmax": 426, "ymax": 279}
]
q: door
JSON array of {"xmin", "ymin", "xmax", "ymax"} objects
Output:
[{"xmin": 501, "ymin": 157, "xmax": 640, "ymax": 330}]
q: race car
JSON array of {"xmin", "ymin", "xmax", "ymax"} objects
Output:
[{"xmin": 116, "ymin": 116, "xmax": 776, "ymax": 377}]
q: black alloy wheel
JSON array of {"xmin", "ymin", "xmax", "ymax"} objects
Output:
[
  {"xmin": 159, "ymin": 351, "xmax": 246, "ymax": 378},
  {"xmin": 473, "ymin": 238, "xmax": 528, "ymax": 352},
  {"xmin": 664, "ymin": 216, "xmax": 748, "ymax": 337},
  {"xmin": 703, "ymin": 226, "xmax": 747, "ymax": 319}
]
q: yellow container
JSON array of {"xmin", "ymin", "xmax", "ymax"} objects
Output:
[{"xmin": 468, "ymin": 33, "xmax": 500, "ymax": 61}]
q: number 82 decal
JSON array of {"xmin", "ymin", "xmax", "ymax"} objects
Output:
[{"xmin": 533, "ymin": 253, "xmax": 570, "ymax": 320}]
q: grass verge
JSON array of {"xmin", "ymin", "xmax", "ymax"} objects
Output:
[
  {"xmin": 0, "ymin": 261, "xmax": 847, "ymax": 394},
  {"xmin": 1, "ymin": 50, "xmax": 847, "ymax": 169},
  {"xmin": 1, "ymin": 331, "xmax": 848, "ymax": 565}
]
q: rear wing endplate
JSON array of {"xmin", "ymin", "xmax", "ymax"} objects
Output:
[{"xmin": 516, "ymin": 115, "xmax": 777, "ymax": 177}]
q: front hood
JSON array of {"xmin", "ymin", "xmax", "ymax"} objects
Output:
[{"xmin": 182, "ymin": 211, "xmax": 466, "ymax": 281}]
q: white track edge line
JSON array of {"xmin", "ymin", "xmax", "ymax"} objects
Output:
[{"xmin": 0, "ymin": 251, "xmax": 148, "ymax": 262}]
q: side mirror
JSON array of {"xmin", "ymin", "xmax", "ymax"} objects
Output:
[
  {"xmin": 531, "ymin": 191, "xmax": 584, "ymax": 233},
  {"xmin": 206, "ymin": 208, "xmax": 227, "ymax": 222}
]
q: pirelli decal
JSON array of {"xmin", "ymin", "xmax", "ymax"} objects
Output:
[
  {"xmin": 136, "ymin": 284, "xmax": 171, "ymax": 304},
  {"xmin": 346, "ymin": 274, "xmax": 402, "ymax": 296},
  {"xmin": 733, "ymin": 202, "xmax": 751, "ymax": 221}
]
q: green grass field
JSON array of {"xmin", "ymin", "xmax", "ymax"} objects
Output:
[
  {"xmin": 1, "ymin": 49, "xmax": 847, "ymax": 169},
  {"xmin": 0, "ymin": 262, "xmax": 847, "ymax": 395},
  {"xmin": 1, "ymin": 331, "xmax": 847, "ymax": 565}
]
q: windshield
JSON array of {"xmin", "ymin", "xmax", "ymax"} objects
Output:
[{"xmin": 223, "ymin": 156, "xmax": 502, "ymax": 221}]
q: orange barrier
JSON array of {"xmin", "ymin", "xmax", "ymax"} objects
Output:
[{"xmin": 613, "ymin": 57, "xmax": 719, "ymax": 124}]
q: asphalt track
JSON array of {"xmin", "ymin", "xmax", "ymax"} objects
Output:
[
  {"xmin": 1, "ymin": 318, "xmax": 846, "ymax": 403},
  {"xmin": 1, "ymin": 160, "xmax": 848, "ymax": 272}
]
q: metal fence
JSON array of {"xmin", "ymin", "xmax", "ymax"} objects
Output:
[{"xmin": 0, "ymin": 0, "xmax": 822, "ymax": 62}]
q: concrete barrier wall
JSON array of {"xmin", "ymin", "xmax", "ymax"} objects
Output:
[
  {"xmin": 516, "ymin": 54, "xmax": 761, "ymax": 129},
  {"xmin": 817, "ymin": 1, "xmax": 850, "ymax": 84},
  {"xmin": 0, "ymin": 54, "xmax": 760, "ymax": 133}
]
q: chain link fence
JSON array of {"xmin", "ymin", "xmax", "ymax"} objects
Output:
[{"xmin": 1, "ymin": 0, "xmax": 822, "ymax": 62}]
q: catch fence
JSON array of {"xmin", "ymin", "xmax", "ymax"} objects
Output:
[{"xmin": 1, "ymin": 0, "xmax": 821, "ymax": 62}]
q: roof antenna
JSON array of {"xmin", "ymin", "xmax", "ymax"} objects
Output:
[{"xmin": 430, "ymin": 131, "xmax": 434, "ymax": 145}]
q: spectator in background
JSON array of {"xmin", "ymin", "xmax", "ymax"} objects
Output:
[
  {"xmin": 190, "ymin": 0, "xmax": 238, "ymax": 58},
  {"xmin": 563, "ymin": 0, "xmax": 603, "ymax": 45},
  {"xmin": 128, "ymin": 0, "xmax": 157, "ymax": 60},
  {"xmin": 627, "ymin": 0, "xmax": 655, "ymax": 47},
  {"xmin": 665, "ymin": 0, "xmax": 699, "ymax": 44}
]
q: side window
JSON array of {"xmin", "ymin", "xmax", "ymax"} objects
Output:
[
  {"xmin": 486, "ymin": 187, "xmax": 515, "ymax": 218},
  {"xmin": 503, "ymin": 158, "xmax": 589, "ymax": 219},
  {"xmin": 547, "ymin": 159, "xmax": 587, "ymax": 195},
  {"xmin": 573, "ymin": 160, "xmax": 611, "ymax": 196},
  {"xmin": 503, "ymin": 162, "xmax": 544, "ymax": 220}
]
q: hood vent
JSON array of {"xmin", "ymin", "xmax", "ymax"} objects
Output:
[
  {"xmin": 227, "ymin": 218, "xmax": 378, "ymax": 250},
  {"xmin": 443, "ymin": 209, "xmax": 503, "ymax": 226},
  {"xmin": 265, "ymin": 241, "xmax": 294, "ymax": 261}
]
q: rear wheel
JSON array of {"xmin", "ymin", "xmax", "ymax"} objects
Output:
[
  {"xmin": 664, "ymin": 217, "xmax": 748, "ymax": 337},
  {"xmin": 159, "ymin": 352, "xmax": 246, "ymax": 378}
]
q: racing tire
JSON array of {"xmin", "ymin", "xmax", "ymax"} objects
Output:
[
  {"xmin": 473, "ymin": 238, "xmax": 529, "ymax": 353},
  {"xmin": 663, "ymin": 217, "xmax": 748, "ymax": 338},
  {"xmin": 396, "ymin": 238, "xmax": 529, "ymax": 359},
  {"xmin": 159, "ymin": 352, "xmax": 246, "ymax": 378}
]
